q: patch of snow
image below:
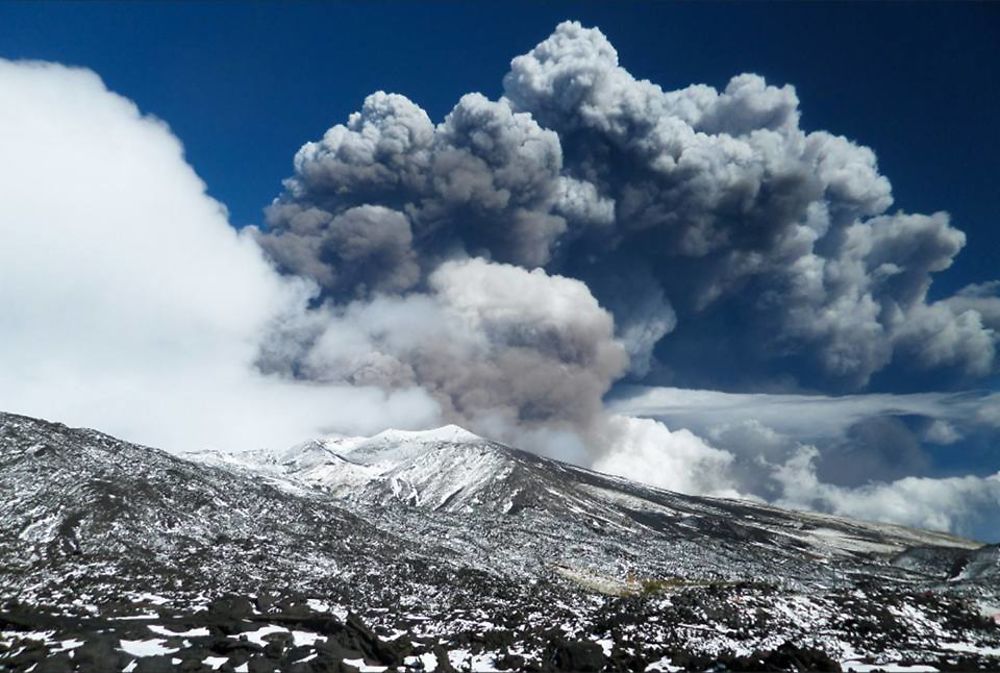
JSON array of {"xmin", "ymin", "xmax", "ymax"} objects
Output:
[
  {"xmin": 645, "ymin": 655, "xmax": 682, "ymax": 672},
  {"xmin": 148, "ymin": 625, "xmax": 210, "ymax": 637},
  {"xmin": 939, "ymin": 641, "xmax": 1000, "ymax": 657},
  {"xmin": 135, "ymin": 593, "xmax": 169, "ymax": 605},
  {"xmin": 447, "ymin": 648, "xmax": 472, "ymax": 669},
  {"xmin": 799, "ymin": 527, "xmax": 900, "ymax": 555},
  {"xmin": 291, "ymin": 630, "xmax": 323, "ymax": 646},
  {"xmin": 405, "ymin": 653, "xmax": 439, "ymax": 670},
  {"xmin": 468, "ymin": 652, "xmax": 501, "ymax": 672},
  {"xmin": 1, "ymin": 629, "xmax": 54, "ymax": 644},
  {"xmin": 343, "ymin": 659, "xmax": 387, "ymax": 672},
  {"xmin": 52, "ymin": 638, "xmax": 84, "ymax": 652},
  {"xmin": 239, "ymin": 624, "xmax": 288, "ymax": 646},
  {"xmin": 119, "ymin": 638, "xmax": 179, "ymax": 657}
]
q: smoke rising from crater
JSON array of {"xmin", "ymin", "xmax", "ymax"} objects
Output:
[
  {"xmin": 260, "ymin": 21, "xmax": 999, "ymax": 398},
  {"xmin": 257, "ymin": 258, "xmax": 630, "ymax": 457}
]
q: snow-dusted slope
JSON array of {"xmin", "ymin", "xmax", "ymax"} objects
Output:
[
  {"xmin": 188, "ymin": 423, "xmax": 979, "ymax": 586},
  {"xmin": 186, "ymin": 425, "xmax": 510, "ymax": 506},
  {"xmin": 0, "ymin": 412, "xmax": 446, "ymax": 606},
  {"xmin": 297, "ymin": 426, "xmax": 511, "ymax": 508},
  {"xmin": 3, "ymin": 411, "xmax": 999, "ymax": 672},
  {"xmin": 289, "ymin": 427, "xmax": 539, "ymax": 512}
]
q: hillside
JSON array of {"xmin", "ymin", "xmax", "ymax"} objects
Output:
[{"xmin": 1, "ymin": 412, "xmax": 998, "ymax": 672}]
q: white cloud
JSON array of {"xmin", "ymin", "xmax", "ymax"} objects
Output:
[
  {"xmin": 610, "ymin": 384, "xmax": 993, "ymax": 440},
  {"xmin": 593, "ymin": 415, "xmax": 738, "ymax": 497},
  {"xmin": 925, "ymin": 419, "xmax": 962, "ymax": 445},
  {"xmin": 0, "ymin": 59, "xmax": 440, "ymax": 451},
  {"xmin": 774, "ymin": 445, "xmax": 1000, "ymax": 536},
  {"xmin": 610, "ymin": 385, "xmax": 1000, "ymax": 537},
  {"xmin": 976, "ymin": 394, "xmax": 1000, "ymax": 428}
]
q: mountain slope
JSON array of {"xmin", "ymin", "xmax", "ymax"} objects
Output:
[
  {"xmin": 0, "ymin": 413, "xmax": 515, "ymax": 611},
  {"xmin": 2, "ymin": 411, "xmax": 999, "ymax": 673},
  {"xmin": 188, "ymin": 424, "xmax": 980, "ymax": 590}
]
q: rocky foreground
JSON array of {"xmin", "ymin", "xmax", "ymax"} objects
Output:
[{"xmin": 1, "ymin": 412, "xmax": 998, "ymax": 672}]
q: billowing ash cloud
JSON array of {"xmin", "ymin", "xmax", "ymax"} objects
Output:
[
  {"xmin": 258, "ymin": 91, "xmax": 567, "ymax": 297},
  {"xmin": 260, "ymin": 21, "xmax": 998, "ymax": 392},
  {"xmin": 258, "ymin": 258, "xmax": 629, "ymax": 455}
]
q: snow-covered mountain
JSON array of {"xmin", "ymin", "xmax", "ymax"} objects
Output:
[
  {"xmin": 2, "ymin": 411, "xmax": 998, "ymax": 672},
  {"xmin": 190, "ymin": 425, "xmax": 503, "ymax": 508},
  {"xmin": 186, "ymin": 424, "xmax": 986, "ymax": 588}
]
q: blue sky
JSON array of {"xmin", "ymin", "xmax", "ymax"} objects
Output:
[
  {"xmin": 2, "ymin": 2, "xmax": 996, "ymax": 295},
  {"xmin": 1, "ymin": 2, "xmax": 998, "ymax": 539}
]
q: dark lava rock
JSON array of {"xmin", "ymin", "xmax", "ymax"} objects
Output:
[
  {"xmin": 608, "ymin": 643, "xmax": 648, "ymax": 672},
  {"xmin": 247, "ymin": 654, "xmax": 282, "ymax": 673},
  {"xmin": 306, "ymin": 656, "xmax": 362, "ymax": 673},
  {"xmin": 549, "ymin": 638, "xmax": 606, "ymax": 672},
  {"xmin": 432, "ymin": 643, "xmax": 457, "ymax": 672},
  {"xmin": 496, "ymin": 652, "xmax": 526, "ymax": 670},
  {"xmin": 342, "ymin": 612, "xmax": 401, "ymax": 665},
  {"xmin": 725, "ymin": 641, "xmax": 843, "ymax": 672},
  {"xmin": 34, "ymin": 653, "xmax": 73, "ymax": 673},
  {"xmin": 208, "ymin": 596, "xmax": 256, "ymax": 620},
  {"xmin": 134, "ymin": 655, "xmax": 180, "ymax": 673},
  {"xmin": 481, "ymin": 629, "xmax": 515, "ymax": 651},
  {"xmin": 74, "ymin": 635, "xmax": 125, "ymax": 670},
  {"xmin": 177, "ymin": 655, "xmax": 214, "ymax": 673},
  {"xmin": 209, "ymin": 637, "xmax": 264, "ymax": 657}
]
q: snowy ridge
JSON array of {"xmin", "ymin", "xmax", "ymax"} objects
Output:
[
  {"xmin": 188, "ymin": 425, "xmax": 508, "ymax": 508},
  {"xmin": 362, "ymin": 424, "xmax": 484, "ymax": 447},
  {"xmin": 193, "ymin": 424, "xmax": 979, "ymax": 561}
]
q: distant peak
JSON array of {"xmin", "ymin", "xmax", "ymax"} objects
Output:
[{"xmin": 370, "ymin": 424, "xmax": 485, "ymax": 445}]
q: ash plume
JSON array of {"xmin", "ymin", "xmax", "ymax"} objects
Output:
[{"xmin": 252, "ymin": 20, "xmax": 999, "ymax": 471}]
